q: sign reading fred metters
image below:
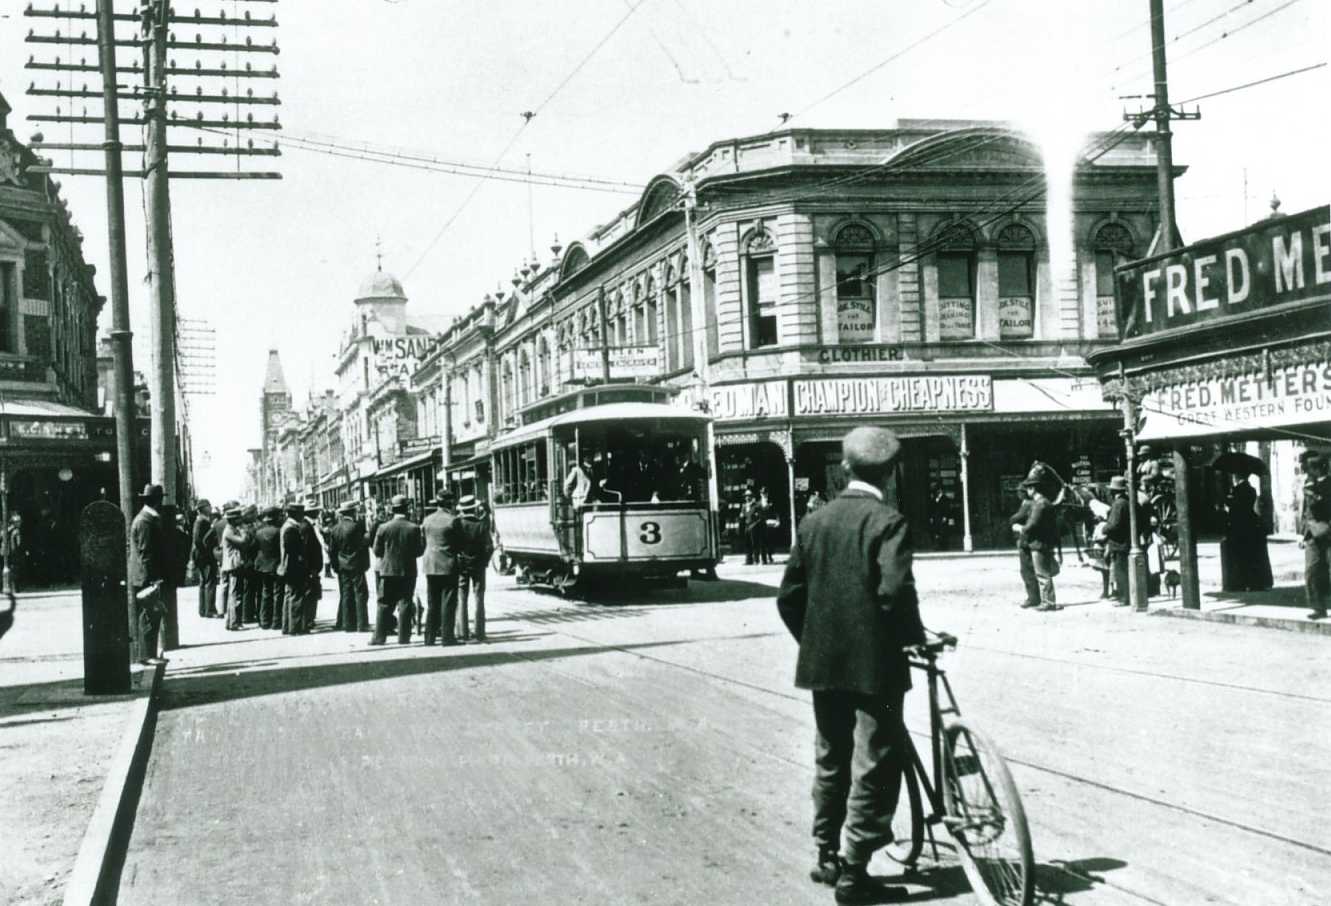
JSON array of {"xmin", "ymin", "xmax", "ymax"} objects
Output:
[
  {"xmin": 1116, "ymin": 205, "xmax": 1330, "ymax": 339},
  {"xmin": 1137, "ymin": 361, "xmax": 1331, "ymax": 441},
  {"xmin": 794, "ymin": 376, "xmax": 992, "ymax": 416}
]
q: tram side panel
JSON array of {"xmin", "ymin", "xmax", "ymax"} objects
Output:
[
  {"xmin": 493, "ymin": 503, "xmax": 562, "ymax": 558},
  {"xmin": 582, "ymin": 506, "xmax": 714, "ymax": 566}
]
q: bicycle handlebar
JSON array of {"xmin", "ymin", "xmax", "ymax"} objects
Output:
[{"xmin": 906, "ymin": 630, "xmax": 957, "ymax": 657}]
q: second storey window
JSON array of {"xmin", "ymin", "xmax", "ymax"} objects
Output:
[
  {"xmin": 996, "ymin": 223, "xmax": 1036, "ymax": 339},
  {"xmin": 835, "ymin": 223, "xmax": 876, "ymax": 344},
  {"xmin": 745, "ymin": 229, "xmax": 778, "ymax": 349},
  {"xmin": 1094, "ymin": 222, "xmax": 1135, "ymax": 338},
  {"xmin": 936, "ymin": 224, "xmax": 976, "ymax": 340}
]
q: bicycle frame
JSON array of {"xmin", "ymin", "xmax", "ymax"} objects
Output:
[{"xmin": 901, "ymin": 650, "xmax": 965, "ymax": 859}]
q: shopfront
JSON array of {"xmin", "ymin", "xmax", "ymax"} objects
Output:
[
  {"xmin": 1090, "ymin": 203, "xmax": 1331, "ymax": 607},
  {"xmin": 443, "ymin": 439, "xmax": 491, "ymax": 507}
]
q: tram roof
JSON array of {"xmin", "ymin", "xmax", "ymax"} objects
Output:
[{"xmin": 493, "ymin": 402, "xmax": 710, "ymax": 448}]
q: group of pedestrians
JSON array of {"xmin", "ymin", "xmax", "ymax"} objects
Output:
[{"xmin": 741, "ymin": 486, "xmax": 777, "ymax": 565}]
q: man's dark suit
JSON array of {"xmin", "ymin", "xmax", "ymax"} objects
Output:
[
  {"xmin": 328, "ymin": 515, "xmax": 370, "ymax": 632},
  {"xmin": 254, "ymin": 521, "xmax": 281, "ymax": 628},
  {"xmin": 301, "ymin": 518, "xmax": 325, "ymax": 628},
  {"xmin": 421, "ymin": 507, "xmax": 459, "ymax": 644},
  {"xmin": 372, "ymin": 514, "xmax": 424, "ymax": 644},
  {"xmin": 454, "ymin": 514, "xmax": 494, "ymax": 641},
  {"xmin": 278, "ymin": 516, "xmax": 308, "ymax": 634},
  {"xmin": 776, "ymin": 487, "xmax": 925, "ymax": 867},
  {"xmin": 1102, "ymin": 495, "xmax": 1131, "ymax": 605},
  {"xmin": 129, "ymin": 505, "xmax": 165, "ymax": 660},
  {"xmin": 192, "ymin": 513, "xmax": 219, "ymax": 617}
]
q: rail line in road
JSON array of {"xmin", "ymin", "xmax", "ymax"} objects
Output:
[{"xmin": 517, "ymin": 618, "xmax": 1331, "ymax": 874}]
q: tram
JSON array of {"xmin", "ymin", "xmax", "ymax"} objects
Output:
[{"xmin": 487, "ymin": 384, "xmax": 720, "ymax": 592}]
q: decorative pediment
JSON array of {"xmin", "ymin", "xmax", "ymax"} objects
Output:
[{"xmin": 887, "ymin": 128, "xmax": 1044, "ymax": 172}]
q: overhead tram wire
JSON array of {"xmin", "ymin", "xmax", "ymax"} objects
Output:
[
  {"xmin": 404, "ymin": 0, "xmax": 657, "ymax": 279},
  {"xmin": 1173, "ymin": 59, "xmax": 1326, "ymax": 103}
]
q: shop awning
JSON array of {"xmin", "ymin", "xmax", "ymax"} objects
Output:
[{"xmin": 370, "ymin": 447, "xmax": 439, "ymax": 480}]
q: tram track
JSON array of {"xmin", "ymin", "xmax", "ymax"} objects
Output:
[{"xmin": 527, "ymin": 621, "xmax": 1331, "ymax": 871}]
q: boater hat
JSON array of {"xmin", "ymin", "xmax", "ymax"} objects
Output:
[
  {"xmin": 338, "ymin": 500, "xmax": 358, "ymax": 514},
  {"xmin": 1108, "ymin": 475, "xmax": 1128, "ymax": 492},
  {"xmin": 457, "ymin": 494, "xmax": 478, "ymax": 514}
]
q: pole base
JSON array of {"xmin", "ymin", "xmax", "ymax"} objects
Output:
[{"xmin": 1128, "ymin": 551, "xmax": 1150, "ymax": 612}]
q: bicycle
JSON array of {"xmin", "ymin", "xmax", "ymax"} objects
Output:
[{"xmin": 885, "ymin": 631, "xmax": 1035, "ymax": 906}]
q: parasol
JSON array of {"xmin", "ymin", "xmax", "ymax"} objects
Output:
[{"xmin": 1209, "ymin": 451, "xmax": 1266, "ymax": 476}]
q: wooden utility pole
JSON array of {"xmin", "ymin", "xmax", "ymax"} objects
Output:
[{"xmin": 596, "ymin": 285, "xmax": 611, "ymax": 383}]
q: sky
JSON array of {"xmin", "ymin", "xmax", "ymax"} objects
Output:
[{"xmin": 1, "ymin": 0, "xmax": 1327, "ymax": 500}]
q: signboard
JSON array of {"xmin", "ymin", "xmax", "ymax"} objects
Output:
[
  {"xmin": 836, "ymin": 298, "xmax": 875, "ymax": 343},
  {"xmin": 938, "ymin": 298, "xmax": 974, "ymax": 340},
  {"xmin": 1117, "ymin": 204, "xmax": 1330, "ymax": 340},
  {"xmin": 372, "ymin": 335, "xmax": 439, "ymax": 386},
  {"xmin": 998, "ymin": 296, "xmax": 1033, "ymax": 338},
  {"xmin": 793, "ymin": 375, "xmax": 993, "ymax": 417},
  {"xmin": 813, "ymin": 345, "xmax": 904, "ymax": 365},
  {"xmin": 709, "ymin": 381, "xmax": 787, "ymax": 422},
  {"xmin": 1136, "ymin": 360, "xmax": 1331, "ymax": 441},
  {"xmin": 6, "ymin": 418, "xmax": 90, "ymax": 442},
  {"xmin": 571, "ymin": 345, "xmax": 661, "ymax": 380}
]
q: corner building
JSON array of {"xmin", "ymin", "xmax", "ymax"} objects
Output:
[{"xmin": 439, "ymin": 121, "xmax": 1166, "ymax": 551}]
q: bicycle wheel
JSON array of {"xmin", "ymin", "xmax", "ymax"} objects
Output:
[
  {"xmin": 941, "ymin": 721, "xmax": 1034, "ymax": 906},
  {"xmin": 883, "ymin": 758, "xmax": 924, "ymax": 867}
]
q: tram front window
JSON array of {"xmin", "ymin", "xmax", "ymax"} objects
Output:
[{"xmin": 570, "ymin": 423, "xmax": 708, "ymax": 505}]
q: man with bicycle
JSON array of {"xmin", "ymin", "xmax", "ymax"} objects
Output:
[{"xmin": 777, "ymin": 426, "xmax": 926, "ymax": 904}]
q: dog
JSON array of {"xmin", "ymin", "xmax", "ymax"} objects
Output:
[{"xmin": 1164, "ymin": 569, "xmax": 1181, "ymax": 598}]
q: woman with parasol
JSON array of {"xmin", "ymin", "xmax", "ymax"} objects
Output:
[{"xmin": 1213, "ymin": 451, "xmax": 1273, "ymax": 593}]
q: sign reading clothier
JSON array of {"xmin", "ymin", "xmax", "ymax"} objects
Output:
[
  {"xmin": 793, "ymin": 375, "xmax": 992, "ymax": 416},
  {"xmin": 1137, "ymin": 360, "xmax": 1331, "ymax": 441},
  {"xmin": 1117, "ymin": 204, "xmax": 1330, "ymax": 339}
]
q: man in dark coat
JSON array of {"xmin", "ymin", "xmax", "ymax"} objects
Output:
[
  {"xmin": 454, "ymin": 494, "xmax": 495, "ymax": 642},
  {"xmin": 253, "ymin": 507, "xmax": 282, "ymax": 629},
  {"xmin": 1102, "ymin": 476, "xmax": 1132, "ymax": 606},
  {"xmin": 1301, "ymin": 450, "xmax": 1331, "ymax": 620},
  {"xmin": 742, "ymin": 489, "xmax": 763, "ymax": 565},
  {"xmin": 1014, "ymin": 466, "xmax": 1060, "ymax": 612},
  {"xmin": 328, "ymin": 500, "xmax": 371, "ymax": 633},
  {"xmin": 371, "ymin": 494, "xmax": 424, "ymax": 645},
  {"xmin": 277, "ymin": 502, "xmax": 309, "ymax": 634},
  {"xmin": 240, "ymin": 505, "xmax": 262, "ymax": 624},
  {"xmin": 192, "ymin": 499, "xmax": 219, "ymax": 618},
  {"xmin": 128, "ymin": 484, "xmax": 168, "ymax": 663},
  {"xmin": 776, "ymin": 427, "xmax": 925, "ymax": 902},
  {"xmin": 301, "ymin": 502, "xmax": 325, "ymax": 629},
  {"xmin": 420, "ymin": 491, "xmax": 458, "ymax": 645}
]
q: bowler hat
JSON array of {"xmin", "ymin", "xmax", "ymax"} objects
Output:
[
  {"xmin": 264, "ymin": 506, "xmax": 282, "ymax": 520},
  {"xmin": 223, "ymin": 505, "xmax": 242, "ymax": 519},
  {"xmin": 338, "ymin": 500, "xmax": 358, "ymax": 514},
  {"xmin": 435, "ymin": 490, "xmax": 456, "ymax": 507},
  {"xmin": 1108, "ymin": 475, "xmax": 1128, "ymax": 492},
  {"xmin": 389, "ymin": 493, "xmax": 409, "ymax": 512},
  {"xmin": 242, "ymin": 504, "xmax": 259, "ymax": 520},
  {"xmin": 842, "ymin": 427, "xmax": 902, "ymax": 474},
  {"xmin": 285, "ymin": 500, "xmax": 305, "ymax": 514},
  {"xmin": 195, "ymin": 497, "xmax": 211, "ymax": 511},
  {"xmin": 303, "ymin": 499, "xmax": 321, "ymax": 513},
  {"xmin": 139, "ymin": 483, "xmax": 165, "ymax": 500}
]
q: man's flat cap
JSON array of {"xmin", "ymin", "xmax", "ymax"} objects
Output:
[{"xmin": 842, "ymin": 426, "xmax": 902, "ymax": 471}]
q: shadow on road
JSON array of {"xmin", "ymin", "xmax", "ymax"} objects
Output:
[
  {"xmin": 887, "ymin": 853, "xmax": 1127, "ymax": 903},
  {"xmin": 159, "ymin": 634, "xmax": 741, "ymax": 712}
]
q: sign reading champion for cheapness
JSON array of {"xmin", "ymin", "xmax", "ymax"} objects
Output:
[
  {"xmin": 1137, "ymin": 360, "xmax": 1331, "ymax": 441},
  {"xmin": 793, "ymin": 375, "xmax": 993, "ymax": 417},
  {"xmin": 1116, "ymin": 204, "xmax": 1330, "ymax": 339}
]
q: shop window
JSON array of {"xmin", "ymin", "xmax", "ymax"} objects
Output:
[
  {"xmin": 1094, "ymin": 222, "xmax": 1134, "ymax": 338},
  {"xmin": 935, "ymin": 224, "xmax": 976, "ymax": 340},
  {"xmin": 996, "ymin": 223, "xmax": 1036, "ymax": 339},
  {"xmin": 835, "ymin": 223, "xmax": 876, "ymax": 344},
  {"xmin": 745, "ymin": 230, "xmax": 778, "ymax": 349}
]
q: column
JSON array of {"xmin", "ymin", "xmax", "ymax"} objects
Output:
[
  {"xmin": 1174, "ymin": 446, "xmax": 1201, "ymax": 610},
  {"xmin": 960, "ymin": 423, "xmax": 973, "ymax": 552}
]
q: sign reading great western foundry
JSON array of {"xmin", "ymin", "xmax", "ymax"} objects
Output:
[
  {"xmin": 1116, "ymin": 204, "xmax": 1330, "ymax": 339},
  {"xmin": 1136, "ymin": 361, "xmax": 1331, "ymax": 441},
  {"xmin": 793, "ymin": 375, "xmax": 993, "ymax": 417}
]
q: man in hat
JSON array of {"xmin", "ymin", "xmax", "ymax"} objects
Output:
[
  {"xmin": 328, "ymin": 500, "xmax": 371, "ymax": 633},
  {"xmin": 776, "ymin": 427, "xmax": 924, "ymax": 902},
  {"xmin": 1012, "ymin": 464, "xmax": 1061, "ymax": 612},
  {"xmin": 278, "ymin": 501, "xmax": 310, "ymax": 634},
  {"xmin": 372, "ymin": 494, "xmax": 424, "ymax": 645},
  {"xmin": 1300, "ymin": 450, "xmax": 1331, "ymax": 620},
  {"xmin": 192, "ymin": 498, "xmax": 220, "ymax": 618},
  {"xmin": 212, "ymin": 502, "xmax": 235, "ymax": 621},
  {"xmin": 128, "ymin": 484, "xmax": 168, "ymax": 663},
  {"xmin": 301, "ymin": 501, "xmax": 326, "ymax": 629},
  {"xmin": 221, "ymin": 504, "xmax": 250, "ymax": 631},
  {"xmin": 420, "ymin": 490, "xmax": 459, "ymax": 645},
  {"xmin": 1101, "ymin": 476, "xmax": 1133, "ymax": 607},
  {"xmin": 253, "ymin": 506, "xmax": 282, "ymax": 629},
  {"xmin": 741, "ymin": 489, "xmax": 763, "ymax": 565},
  {"xmin": 239, "ymin": 505, "xmax": 262, "ymax": 624},
  {"xmin": 454, "ymin": 494, "xmax": 495, "ymax": 643}
]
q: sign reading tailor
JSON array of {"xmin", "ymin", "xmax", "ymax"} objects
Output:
[
  {"xmin": 837, "ymin": 298, "xmax": 875, "ymax": 343},
  {"xmin": 1118, "ymin": 204, "xmax": 1330, "ymax": 339},
  {"xmin": 938, "ymin": 298, "xmax": 974, "ymax": 339},
  {"xmin": 1137, "ymin": 361, "xmax": 1331, "ymax": 441},
  {"xmin": 998, "ymin": 296, "xmax": 1033, "ymax": 339},
  {"xmin": 793, "ymin": 375, "xmax": 993, "ymax": 416},
  {"xmin": 572, "ymin": 345, "xmax": 661, "ymax": 380},
  {"xmin": 709, "ymin": 380, "xmax": 788, "ymax": 422}
]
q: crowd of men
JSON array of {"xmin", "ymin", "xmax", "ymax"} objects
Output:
[{"xmin": 180, "ymin": 489, "xmax": 494, "ymax": 648}]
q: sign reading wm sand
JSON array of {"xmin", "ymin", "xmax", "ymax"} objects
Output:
[{"xmin": 1115, "ymin": 204, "xmax": 1330, "ymax": 340}]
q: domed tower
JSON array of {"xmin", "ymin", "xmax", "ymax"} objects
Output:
[{"xmin": 354, "ymin": 265, "xmax": 409, "ymax": 335}]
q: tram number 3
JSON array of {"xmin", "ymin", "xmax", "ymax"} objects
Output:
[{"xmin": 638, "ymin": 522, "xmax": 662, "ymax": 545}]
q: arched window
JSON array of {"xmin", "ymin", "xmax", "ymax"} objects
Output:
[
  {"xmin": 835, "ymin": 223, "xmax": 876, "ymax": 344},
  {"xmin": 472, "ymin": 364, "xmax": 485, "ymax": 424},
  {"xmin": 1094, "ymin": 222, "xmax": 1135, "ymax": 337},
  {"xmin": 518, "ymin": 348, "xmax": 532, "ymax": 407},
  {"xmin": 501, "ymin": 359, "xmax": 515, "ymax": 422},
  {"xmin": 935, "ymin": 222, "xmax": 976, "ymax": 340},
  {"xmin": 744, "ymin": 228, "xmax": 778, "ymax": 348},
  {"xmin": 537, "ymin": 335, "xmax": 551, "ymax": 396},
  {"xmin": 615, "ymin": 291, "xmax": 628, "ymax": 348},
  {"xmin": 644, "ymin": 276, "xmax": 659, "ymax": 346},
  {"xmin": 996, "ymin": 223, "xmax": 1037, "ymax": 339},
  {"xmin": 702, "ymin": 240, "xmax": 719, "ymax": 359}
]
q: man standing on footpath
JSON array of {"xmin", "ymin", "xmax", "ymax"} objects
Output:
[
  {"xmin": 128, "ymin": 483, "xmax": 169, "ymax": 664},
  {"xmin": 221, "ymin": 504, "xmax": 249, "ymax": 631},
  {"xmin": 301, "ymin": 501, "xmax": 326, "ymax": 630},
  {"xmin": 278, "ymin": 501, "xmax": 309, "ymax": 635},
  {"xmin": 329, "ymin": 500, "xmax": 371, "ymax": 633},
  {"xmin": 253, "ymin": 506, "xmax": 282, "ymax": 629},
  {"xmin": 371, "ymin": 494, "xmax": 424, "ymax": 646},
  {"xmin": 777, "ymin": 427, "xmax": 926, "ymax": 905},
  {"xmin": 1101, "ymin": 476, "xmax": 1132, "ymax": 607},
  {"xmin": 192, "ymin": 498, "xmax": 219, "ymax": 618},
  {"xmin": 420, "ymin": 490, "xmax": 459, "ymax": 646},
  {"xmin": 1301, "ymin": 449, "xmax": 1331, "ymax": 620},
  {"xmin": 454, "ymin": 494, "xmax": 494, "ymax": 643},
  {"xmin": 1013, "ymin": 465, "xmax": 1061, "ymax": 612}
]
